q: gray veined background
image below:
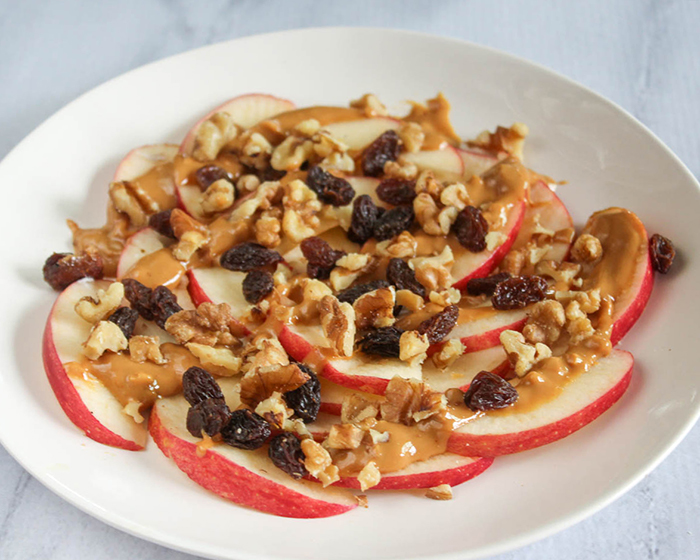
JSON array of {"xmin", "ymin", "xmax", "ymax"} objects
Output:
[{"xmin": 1, "ymin": 0, "xmax": 699, "ymax": 559}]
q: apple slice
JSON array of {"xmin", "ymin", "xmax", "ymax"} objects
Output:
[
  {"xmin": 443, "ymin": 307, "xmax": 528, "ymax": 354},
  {"xmin": 42, "ymin": 280, "xmax": 146, "ymax": 450},
  {"xmin": 116, "ymin": 227, "xmax": 171, "ymax": 279},
  {"xmin": 318, "ymin": 377, "xmax": 384, "ymax": 416},
  {"xmin": 113, "ymin": 144, "xmax": 179, "ymax": 182},
  {"xmin": 323, "ymin": 118, "xmax": 401, "ymax": 150},
  {"xmin": 402, "ymin": 146, "xmax": 465, "ymax": 181},
  {"xmin": 150, "ymin": 388, "xmax": 357, "ymax": 518},
  {"xmin": 447, "ymin": 349, "xmax": 633, "ymax": 457},
  {"xmin": 187, "ymin": 267, "xmax": 247, "ymax": 312},
  {"xmin": 423, "ymin": 346, "xmax": 510, "ymax": 393},
  {"xmin": 180, "ymin": 94, "xmax": 296, "ymax": 155},
  {"xmin": 332, "ymin": 453, "xmax": 493, "ymax": 491},
  {"xmin": 457, "ymin": 147, "xmax": 502, "ymax": 179}
]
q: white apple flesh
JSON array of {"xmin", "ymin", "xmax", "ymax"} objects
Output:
[
  {"xmin": 323, "ymin": 118, "xmax": 401, "ymax": 150},
  {"xmin": 113, "ymin": 143, "xmax": 179, "ymax": 182}
]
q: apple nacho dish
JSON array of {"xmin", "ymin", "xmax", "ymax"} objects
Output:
[{"xmin": 41, "ymin": 93, "xmax": 676, "ymax": 518}]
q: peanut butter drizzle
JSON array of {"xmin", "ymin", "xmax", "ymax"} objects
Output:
[
  {"xmin": 405, "ymin": 93, "xmax": 461, "ymax": 150},
  {"xmin": 122, "ymin": 247, "xmax": 186, "ymax": 289},
  {"xmin": 68, "ymin": 206, "xmax": 130, "ymax": 277},
  {"xmin": 128, "ymin": 162, "xmax": 178, "ymax": 211}
]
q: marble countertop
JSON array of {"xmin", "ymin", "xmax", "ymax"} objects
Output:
[{"xmin": 1, "ymin": 0, "xmax": 699, "ymax": 558}]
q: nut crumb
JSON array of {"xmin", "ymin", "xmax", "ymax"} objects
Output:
[
  {"xmin": 84, "ymin": 320, "xmax": 128, "ymax": 360},
  {"xmin": 357, "ymin": 461, "xmax": 381, "ymax": 491},
  {"xmin": 426, "ymin": 484, "xmax": 453, "ymax": 500},
  {"xmin": 129, "ymin": 335, "xmax": 165, "ymax": 364},
  {"xmin": 75, "ymin": 282, "xmax": 124, "ymax": 324}
]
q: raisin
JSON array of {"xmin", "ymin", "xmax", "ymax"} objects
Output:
[
  {"xmin": 284, "ymin": 364, "xmax": 321, "ymax": 423},
  {"xmin": 242, "ymin": 270, "xmax": 274, "ymax": 304},
  {"xmin": 373, "ymin": 206, "xmax": 415, "ymax": 242},
  {"xmin": 107, "ymin": 307, "xmax": 139, "ymax": 339},
  {"xmin": 42, "ymin": 252, "xmax": 104, "ymax": 291},
  {"xmin": 186, "ymin": 398, "xmax": 232, "ymax": 438},
  {"xmin": 337, "ymin": 279, "xmax": 391, "ymax": 304},
  {"xmin": 268, "ymin": 433, "xmax": 308, "ymax": 479},
  {"xmin": 148, "ymin": 209, "xmax": 176, "ymax": 239},
  {"xmin": 357, "ymin": 326, "xmax": 404, "ymax": 358},
  {"xmin": 418, "ymin": 304, "xmax": 459, "ymax": 345},
  {"xmin": 151, "ymin": 285, "xmax": 182, "ymax": 328},
  {"xmin": 453, "ymin": 206, "xmax": 488, "ymax": 252},
  {"xmin": 306, "ymin": 166, "xmax": 355, "ymax": 206},
  {"xmin": 348, "ymin": 194, "xmax": 381, "ymax": 244},
  {"xmin": 220, "ymin": 242, "xmax": 282, "ymax": 272},
  {"xmin": 386, "ymin": 258, "xmax": 426, "ymax": 298},
  {"xmin": 259, "ymin": 167, "xmax": 287, "ymax": 182},
  {"xmin": 220, "ymin": 409, "xmax": 271, "ymax": 450},
  {"xmin": 376, "ymin": 178, "xmax": 417, "ymax": 206},
  {"xmin": 463, "ymin": 371, "xmax": 518, "ymax": 411},
  {"xmin": 362, "ymin": 130, "xmax": 401, "ymax": 177},
  {"xmin": 466, "ymin": 272, "xmax": 512, "ymax": 297},
  {"xmin": 301, "ymin": 237, "xmax": 346, "ymax": 280},
  {"xmin": 491, "ymin": 276, "xmax": 548, "ymax": 310},
  {"xmin": 194, "ymin": 165, "xmax": 234, "ymax": 190},
  {"xmin": 182, "ymin": 366, "xmax": 225, "ymax": 406},
  {"xmin": 122, "ymin": 279, "xmax": 155, "ymax": 321},
  {"xmin": 650, "ymin": 233, "xmax": 676, "ymax": 274}
]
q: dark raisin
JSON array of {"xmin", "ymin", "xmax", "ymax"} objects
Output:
[
  {"xmin": 284, "ymin": 365, "xmax": 321, "ymax": 423},
  {"xmin": 491, "ymin": 276, "xmax": 548, "ymax": 310},
  {"xmin": 107, "ymin": 307, "xmax": 139, "ymax": 339},
  {"xmin": 453, "ymin": 206, "xmax": 488, "ymax": 252},
  {"xmin": 650, "ymin": 233, "xmax": 676, "ymax": 274},
  {"xmin": 301, "ymin": 237, "xmax": 346, "ymax": 280},
  {"xmin": 221, "ymin": 409, "xmax": 271, "ymax": 450},
  {"xmin": 151, "ymin": 285, "xmax": 183, "ymax": 328},
  {"xmin": 466, "ymin": 272, "xmax": 512, "ymax": 297},
  {"xmin": 337, "ymin": 280, "xmax": 391, "ymax": 304},
  {"xmin": 373, "ymin": 206, "xmax": 415, "ymax": 242},
  {"xmin": 348, "ymin": 194, "xmax": 381, "ymax": 244},
  {"xmin": 148, "ymin": 209, "xmax": 176, "ymax": 239},
  {"xmin": 259, "ymin": 167, "xmax": 287, "ymax": 182},
  {"xmin": 376, "ymin": 178, "xmax": 417, "ymax": 206},
  {"xmin": 194, "ymin": 165, "xmax": 234, "ymax": 190},
  {"xmin": 220, "ymin": 242, "xmax": 282, "ymax": 272},
  {"xmin": 42, "ymin": 252, "xmax": 104, "ymax": 291},
  {"xmin": 122, "ymin": 279, "xmax": 154, "ymax": 321},
  {"xmin": 463, "ymin": 371, "xmax": 518, "ymax": 411},
  {"xmin": 306, "ymin": 166, "xmax": 355, "ymax": 206},
  {"xmin": 182, "ymin": 366, "xmax": 224, "ymax": 406},
  {"xmin": 242, "ymin": 270, "xmax": 274, "ymax": 304},
  {"xmin": 386, "ymin": 258, "xmax": 426, "ymax": 298},
  {"xmin": 268, "ymin": 433, "xmax": 308, "ymax": 479},
  {"xmin": 357, "ymin": 326, "xmax": 404, "ymax": 358},
  {"xmin": 418, "ymin": 304, "xmax": 459, "ymax": 345},
  {"xmin": 362, "ymin": 130, "xmax": 401, "ymax": 177},
  {"xmin": 186, "ymin": 398, "xmax": 232, "ymax": 438}
]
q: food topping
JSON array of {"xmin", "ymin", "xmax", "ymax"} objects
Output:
[
  {"xmin": 650, "ymin": 233, "xmax": 676, "ymax": 273},
  {"xmin": 43, "ymin": 251, "xmax": 104, "ymax": 291}
]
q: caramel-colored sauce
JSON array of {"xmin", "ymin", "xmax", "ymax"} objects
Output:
[
  {"xmin": 405, "ymin": 94, "xmax": 461, "ymax": 150},
  {"xmin": 123, "ymin": 247, "xmax": 186, "ymax": 289},
  {"xmin": 128, "ymin": 162, "xmax": 178, "ymax": 211}
]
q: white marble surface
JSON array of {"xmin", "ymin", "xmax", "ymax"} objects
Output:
[{"xmin": 1, "ymin": 0, "xmax": 699, "ymax": 558}]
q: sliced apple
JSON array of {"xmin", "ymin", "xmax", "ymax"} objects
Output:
[
  {"xmin": 457, "ymin": 147, "xmax": 502, "ymax": 179},
  {"xmin": 42, "ymin": 280, "xmax": 146, "ymax": 450},
  {"xmin": 113, "ymin": 144, "xmax": 179, "ymax": 182},
  {"xmin": 447, "ymin": 349, "xmax": 633, "ymax": 457},
  {"xmin": 187, "ymin": 267, "xmax": 247, "ymax": 309},
  {"xmin": 332, "ymin": 453, "xmax": 493, "ymax": 491},
  {"xmin": 323, "ymin": 118, "xmax": 401, "ymax": 150},
  {"xmin": 116, "ymin": 227, "xmax": 171, "ymax": 279},
  {"xmin": 402, "ymin": 146, "xmax": 464, "ymax": 181},
  {"xmin": 149, "ymin": 385, "xmax": 356, "ymax": 518},
  {"xmin": 423, "ymin": 346, "xmax": 510, "ymax": 393},
  {"xmin": 180, "ymin": 94, "xmax": 295, "ymax": 155},
  {"xmin": 318, "ymin": 377, "xmax": 384, "ymax": 416},
  {"xmin": 442, "ymin": 307, "xmax": 528, "ymax": 354}
]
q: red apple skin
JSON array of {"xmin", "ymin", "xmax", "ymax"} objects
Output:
[
  {"xmin": 447, "ymin": 356, "xmax": 633, "ymax": 457},
  {"xmin": 610, "ymin": 251, "xmax": 654, "ymax": 346},
  {"xmin": 331, "ymin": 456, "xmax": 493, "ymax": 491},
  {"xmin": 460, "ymin": 316, "xmax": 527, "ymax": 353},
  {"xmin": 149, "ymin": 408, "xmax": 356, "ymax": 518},
  {"xmin": 42, "ymin": 319, "xmax": 144, "ymax": 451},
  {"xmin": 278, "ymin": 324, "xmax": 315, "ymax": 362},
  {"xmin": 319, "ymin": 402, "xmax": 342, "ymax": 415},
  {"xmin": 320, "ymin": 363, "xmax": 391, "ymax": 395},
  {"xmin": 186, "ymin": 269, "xmax": 212, "ymax": 306}
]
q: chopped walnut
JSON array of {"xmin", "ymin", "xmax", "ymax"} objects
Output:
[
  {"xmin": 301, "ymin": 439, "xmax": 340, "ymax": 487},
  {"xmin": 271, "ymin": 135, "xmax": 315, "ymax": 171},
  {"xmin": 500, "ymin": 329, "xmax": 552, "ymax": 377},
  {"xmin": 428, "ymin": 287, "xmax": 461, "ymax": 307},
  {"xmin": 383, "ymin": 158, "xmax": 418, "ymax": 180},
  {"xmin": 172, "ymin": 230, "xmax": 209, "ymax": 261},
  {"xmin": 350, "ymin": 94, "xmax": 388, "ymax": 117},
  {"xmin": 555, "ymin": 288, "xmax": 602, "ymax": 314},
  {"xmin": 201, "ymin": 178, "xmax": 235, "ymax": 214},
  {"xmin": 399, "ymin": 122, "xmax": 425, "ymax": 153},
  {"xmin": 415, "ymin": 170, "xmax": 443, "ymax": 198},
  {"xmin": 109, "ymin": 181, "xmax": 158, "ymax": 227},
  {"xmin": 431, "ymin": 338, "xmax": 466, "ymax": 369},
  {"xmin": 254, "ymin": 391, "xmax": 291, "ymax": 429},
  {"xmin": 358, "ymin": 461, "xmax": 382, "ymax": 491},
  {"xmin": 122, "ymin": 400, "xmax": 145, "ymax": 424},
  {"xmin": 75, "ymin": 282, "xmax": 124, "ymax": 323},
  {"xmin": 522, "ymin": 300, "xmax": 566, "ymax": 344},
  {"xmin": 239, "ymin": 363, "xmax": 309, "ymax": 408},
  {"xmin": 186, "ymin": 343, "xmax": 242, "ymax": 374},
  {"xmin": 283, "ymin": 417, "xmax": 313, "ymax": 439},
  {"xmin": 128, "ymin": 335, "xmax": 165, "ymax": 364},
  {"xmin": 376, "ymin": 231, "xmax": 418, "ymax": 259},
  {"xmin": 294, "ymin": 278, "xmax": 334, "ymax": 321},
  {"xmin": 409, "ymin": 246, "xmax": 454, "ymax": 291},
  {"xmin": 330, "ymin": 253, "xmax": 373, "ymax": 292},
  {"xmin": 236, "ymin": 174, "xmax": 261, "ymax": 193},
  {"xmin": 355, "ymin": 495, "xmax": 369, "ymax": 508},
  {"xmin": 535, "ymin": 260, "xmax": 582, "ymax": 288},
  {"xmin": 440, "ymin": 183, "xmax": 471, "ymax": 210},
  {"xmin": 353, "ymin": 286, "xmax": 396, "ymax": 329},
  {"xmin": 192, "ymin": 112, "xmax": 238, "ymax": 162},
  {"xmin": 341, "ymin": 394, "xmax": 380, "ymax": 424},
  {"xmin": 320, "ymin": 151, "xmax": 355, "ymax": 173},
  {"xmin": 164, "ymin": 302, "xmax": 240, "ymax": 346},
  {"xmin": 326, "ymin": 424, "xmax": 365, "ymax": 450},
  {"xmin": 399, "ymin": 331, "xmax": 430, "ymax": 367},
  {"xmin": 565, "ymin": 301, "xmax": 595, "ymax": 344},
  {"xmin": 395, "ymin": 289, "xmax": 425, "ymax": 312},
  {"xmin": 240, "ymin": 131, "xmax": 273, "ymax": 169},
  {"xmin": 84, "ymin": 320, "xmax": 128, "ymax": 360},
  {"xmin": 368, "ymin": 429, "xmax": 390, "ymax": 444},
  {"xmin": 500, "ymin": 250, "xmax": 525, "ymax": 276},
  {"xmin": 230, "ymin": 180, "xmax": 282, "ymax": 221},
  {"xmin": 570, "ymin": 233, "xmax": 603, "ymax": 263},
  {"xmin": 469, "ymin": 122, "xmax": 529, "ymax": 159},
  {"xmin": 414, "ymin": 192, "xmax": 442, "ymax": 236},
  {"xmin": 312, "ymin": 129, "xmax": 349, "ymax": 159},
  {"xmin": 426, "ymin": 484, "xmax": 453, "ymax": 501},
  {"xmin": 319, "ymin": 295, "xmax": 356, "ymax": 358},
  {"xmin": 240, "ymin": 334, "xmax": 289, "ymax": 374},
  {"xmin": 294, "ymin": 118, "xmax": 321, "ymax": 137},
  {"xmin": 254, "ymin": 207, "xmax": 283, "ymax": 248},
  {"xmin": 282, "ymin": 179, "xmax": 322, "ymax": 243},
  {"xmin": 381, "ymin": 376, "xmax": 445, "ymax": 425},
  {"xmin": 485, "ymin": 231, "xmax": 507, "ymax": 252},
  {"xmin": 170, "ymin": 208, "xmax": 208, "ymax": 239}
]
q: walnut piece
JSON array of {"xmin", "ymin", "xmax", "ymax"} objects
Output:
[
  {"xmin": 428, "ymin": 288, "xmax": 461, "ymax": 307},
  {"xmin": 271, "ymin": 135, "xmax": 314, "ymax": 171},
  {"xmin": 353, "ymin": 287, "xmax": 396, "ymax": 330},
  {"xmin": 500, "ymin": 329, "xmax": 552, "ymax": 377},
  {"xmin": 301, "ymin": 439, "xmax": 340, "ymax": 487},
  {"xmin": 350, "ymin": 94, "xmax": 388, "ymax": 117},
  {"xmin": 341, "ymin": 394, "xmax": 380, "ymax": 424},
  {"xmin": 240, "ymin": 131, "xmax": 273, "ymax": 169},
  {"xmin": 399, "ymin": 331, "xmax": 430, "ymax": 367},
  {"xmin": 330, "ymin": 253, "xmax": 372, "ymax": 291},
  {"xmin": 556, "ymin": 288, "xmax": 602, "ymax": 314},
  {"xmin": 240, "ymin": 334, "xmax": 289, "ymax": 374},
  {"xmin": 109, "ymin": 181, "xmax": 158, "ymax": 227},
  {"xmin": 201, "ymin": 178, "xmax": 235, "ymax": 214},
  {"xmin": 294, "ymin": 118, "xmax": 321, "ymax": 137},
  {"xmin": 383, "ymin": 159, "xmax": 418, "ymax": 180},
  {"xmin": 535, "ymin": 260, "xmax": 582, "ymax": 288},
  {"xmin": 395, "ymin": 289, "xmax": 425, "ymax": 312},
  {"xmin": 357, "ymin": 461, "xmax": 381, "ymax": 491},
  {"xmin": 164, "ymin": 302, "xmax": 240, "ymax": 346},
  {"xmin": 522, "ymin": 300, "xmax": 566, "ymax": 344},
  {"xmin": 375, "ymin": 231, "xmax": 418, "ymax": 259},
  {"xmin": 440, "ymin": 183, "xmax": 471, "ymax": 210},
  {"xmin": 415, "ymin": 170, "xmax": 443, "ymax": 198},
  {"xmin": 254, "ymin": 391, "xmax": 291, "ymax": 429},
  {"xmin": 236, "ymin": 174, "xmax": 261, "ymax": 193},
  {"xmin": 84, "ymin": 320, "xmax": 128, "ymax": 360},
  {"xmin": 192, "ymin": 112, "xmax": 238, "ymax": 162},
  {"xmin": 380, "ymin": 376, "xmax": 445, "ymax": 425},
  {"xmin": 254, "ymin": 207, "xmax": 283, "ymax": 248},
  {"xmin": 129, "ymin": 335, "xmax": 165, "ymax": 364},
  {"xmin": 570, "ymin": 233, "xmax": 603, "ymax": 263},
  {"xmin": 229, "ymin": 180, "xmax": 282, "ymax": 221},
  {"xmin": 399, "ymin": 122, "xmax": 425, "ymax": 153},
  {"xmin": 409, "ymin": 246, "xmax": 454, "ymax": 291},
  {"xmin": 319, "ymin": 295, "xmax": 356, "ymax": 358},
  {"xmin": 431, "ymin": 338, "xmax": 466, "ymax": 369},
  {"xmin": 282, "ymin": 179, "xmax": 322, "ymax": 243},
  {"xmin": 239, "ymin": 363, "xmax": 309, "ymax": 408},
  {"xmin": 75, "ymin": 282, "xmax": 124, "ymax": 324},
  {"xmin": 565, "ymin": 301, "xmax": 595, "ymax": 344},
  {"xmin": 326, "ymin": 424, "xmax": 365, "ymax": 450},
  {"xmin": 186, "ymin": 343, "xmax": 242, "ymax": 374},
  {"xmin": 321, "ymin": 151, "xmax": 355, "ymax": 173},
  {"xmin": 500, "ymin": 250, "xmax": 525, "ymax": 276},
  {"xmin": 426, "ymin": 484, "xmax": 453, "ymax": 501}
]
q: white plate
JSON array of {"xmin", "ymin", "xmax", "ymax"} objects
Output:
[{"xmin": 0, "ymin": 28, "xmax": 698, "ymax": 560}]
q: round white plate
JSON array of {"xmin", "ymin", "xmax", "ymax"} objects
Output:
[{"xmin": 0, "ymin": 28, "xmax": 697, "ymax": 560}]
